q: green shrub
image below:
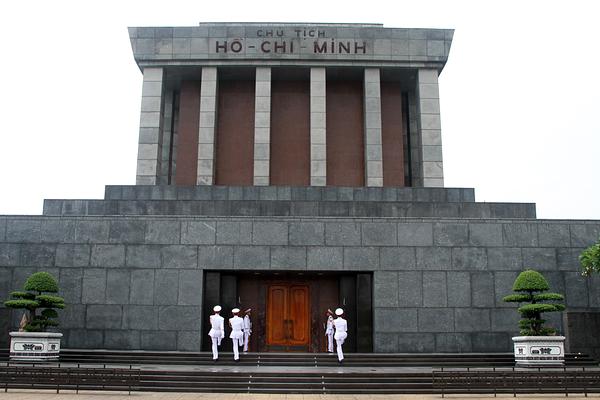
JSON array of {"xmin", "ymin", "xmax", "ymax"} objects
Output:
[
  {"xmin": 580, "ymin": 238, "xmax": 600, "ymax": 276},
  {"xmin": 3, "ymin": 272, "xmax": 65, "ymax": 332},
  {"xmin": 503, "ymin": 269, "xmax": 565, "ymax": 336}
]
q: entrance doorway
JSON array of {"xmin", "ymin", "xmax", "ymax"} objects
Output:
[
  {"xmin": 202, "ymin": 271, "xmax": 373, "ymax": 353},
  {"xmin": 266, "ymin": 283, "xmax": 310, "ymax": 351}
]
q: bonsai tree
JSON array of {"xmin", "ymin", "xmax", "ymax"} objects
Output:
[
  {"xmin": 503, "ymin": 269, "xmax": 565, "ymax": 336},
  {"xmin": 580, "ymin": 237, "xmax": 600, "ymax": 276},
  {"xmin": 4, "ymin": 271, "xmax": 65, "ymax": 332}
]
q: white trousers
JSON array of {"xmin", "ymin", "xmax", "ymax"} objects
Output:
[
  {"xmin": 232, "ymin": 337, "xmax": 243, "ymax": 360},
  {"xmin": 336, "ymin": 337, "xmax": 345, "ymax": 361},
  {"xmin": 211, "ymin": 336, "xmax": 220, "ymax": 360},
  {"xmin": 326, "ymin": 333, "xmax": 334, "ymax": 352},
  {"xmin": 243, "ymin": 330, "xmax": 250, "ymax": 352}
]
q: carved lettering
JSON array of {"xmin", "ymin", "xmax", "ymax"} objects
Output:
[
  {"xmin": 338, "ymin": 41, "xmax": 350, "ymax": 54},
  {"xmin": 261, "ymin": 41, "xmax": 271, "ymax": 53},
  {"xmin": 215, "ymin": 40, "xmax": 228, "ymax": 53},
  {"xmin": 354, "ymin": 41, "xmax": 366, "ymax": 54},
  {"xmin": 216, "ymin": 40, "xmax": 244, "ymax": 53},
  {"xmin": 259, "ymin": 30, "xmax": 283, "ymax": 37},
  {"xmin": 20, "ymin": 343, "xmax": 43, "ymax": 351},
  {"xmin": 230, "ymin": 40, "xmax": 243, "ymax": 53},
  {"xmin": 314, "ymin": 41, "xmax": 327, "ymax": 53},
  {"xmin": 260, "ymin": 41, "xmax": 295, "ymax": 53},
  {"xmin": 313, "ymin": 40, "xmax": 367, "ymax": 54},
  {"xmin": 273, "ymin": 41, "xmax": 286, "ymax": 53},
  {"xmin": 295, "ymin": 29, "xmax": 327, "ymax": 38},
  {"xmin": 214, "ymin": 29, "xmax": 368, "ymax": 56}
]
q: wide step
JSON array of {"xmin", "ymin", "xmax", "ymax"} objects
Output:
[{"xmin": 50, "ymin": 349, "xmax": 597, "ymax": 367}]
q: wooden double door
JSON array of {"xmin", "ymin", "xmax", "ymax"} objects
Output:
[{"xmin": 266, "ymin": 283, "xmax": 310, "ymax": 351}]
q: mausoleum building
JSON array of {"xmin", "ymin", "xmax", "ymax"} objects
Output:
[{"xmin": 1, "ymin": 23, "xmax": 599, "ymax": 356}]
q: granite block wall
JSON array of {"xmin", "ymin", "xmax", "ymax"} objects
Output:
[
  {"xmin": 1, "ymin": 214, "xmax": 599, "ymax": 352},
  {"xmin": 564, "ymin": 310, "xmax": 600, "ymax": 360}
]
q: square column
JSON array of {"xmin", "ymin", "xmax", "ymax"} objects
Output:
[
  {"xmin": 254, "ymin": 67, "xmax": 271, "ymax": 186},
  {"xmin": 363, "ymin": 68, "xmax": 384, "ymax": 187},
  {"xmin": 136, "ymin": 68, "xmax": 164, "ymax": 185},
  {"xmin": 197, "ymin": 67, "xmax": 218, "ymax": 185},
  {"xmin": 310, "ymin": 68, "xmax": 326, "ymax": 186},
  {"xmin": 408, "ymin": 91, "xmax": 421, "ymax": 186},
  {"xmin": 416, "ymin": 69, "xmax": 444, "ymax": 187},
  {"xmin": 159, "ymin": 90, "xmax": 174, "ymax": 185}
]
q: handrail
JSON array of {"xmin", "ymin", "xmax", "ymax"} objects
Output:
[
  {"xmin": 433, "ymin": 366, "xmax": 600, "ymax": 398},
  {"xmin": 0, "ymin": 363, "xmax": 140, "ymax": 395}
]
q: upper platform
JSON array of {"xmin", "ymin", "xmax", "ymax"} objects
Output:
[
  {"xmin": 42, "ymin": 186, "xmax": 536, "ymax": 219},
  {"xmin": 128, "ymin": 23, "xmax": 453, "ymax": 70}
]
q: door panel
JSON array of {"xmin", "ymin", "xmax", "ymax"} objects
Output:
[
  {"xmin": 266, "ymin": 283, "xmax": 309, "ymax": 349},
  {"xmin": 267, "ymin": 285, "xmax": 287, "ymax": 344},
  {"xmin": 289, "ymin": 286, "xmax": 309, "ymax": 344}
]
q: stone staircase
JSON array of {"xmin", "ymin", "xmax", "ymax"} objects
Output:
[
  {"xmin": 62, "ymin": 349, "xmax": 520, "ymax": 367},
  {"xmin": 1, "ymin": 350, "xmax": 598, "ymax": 394}
]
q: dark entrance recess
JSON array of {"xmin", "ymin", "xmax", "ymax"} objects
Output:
[{"xmin": 202, "ymin": 271, "xmax": 372, "ymax": 353}]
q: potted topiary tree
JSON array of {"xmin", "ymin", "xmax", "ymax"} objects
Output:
[
  {"xmin": 4, "ymin": 271, "xmax": 65, "ymax": 361},
  {"xmin": 503, "ymin": 269, "xmax": 565, "ymax": 367}
]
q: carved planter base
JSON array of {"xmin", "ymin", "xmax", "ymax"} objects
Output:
[
  {"xmin": 513, "ymin": 335, "xmax": 565, "ymax": 367},
  {"xmin": 9, "ymin": 332, "xmax": 62, "ymax": 361}
]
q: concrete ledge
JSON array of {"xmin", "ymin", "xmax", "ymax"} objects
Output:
[
  {"xmin": 44, "ymin": 199, "xmax": 536, "ymax": 219},
  {"xmin": 104, "ymin": 185, "xmax": 475, "ymax": 203}
]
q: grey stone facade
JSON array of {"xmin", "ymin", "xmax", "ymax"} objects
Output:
[
  {"xmin": 2, "ymin": 186, "xmax": 599, "ymax": 352},
  {"xmin": 2, "ymin": 23, "xmax": 598, "ymax": 355}
]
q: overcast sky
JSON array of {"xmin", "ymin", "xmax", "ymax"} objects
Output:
[{"xmin": 0, "ymin": 0, "xmax": 598, "ymax": 220}]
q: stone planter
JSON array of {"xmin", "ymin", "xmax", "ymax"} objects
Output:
[
  {"xmin": 9, "ymin": 331, "xmax": 63, "ymax": 361},
  {"xmin": 513, "ymin": 335, "xmax": 565, "ymax": 367}
]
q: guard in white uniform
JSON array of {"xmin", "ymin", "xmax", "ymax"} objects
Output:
[
  {"xmin": 229, "ymin": 308, "xmax": 244, "ymax": 361},
  {"xmin": 208, "ymin": 305, "xmax": 224, "ymax": 360},
  {"xmin": 325, "ymin": 309, "xmax": 334, "ymax": 353},
  {"xmin": 243, "ymin": 308, "xmax": 252, "ymax": 353},
  {"xmin": 333, "ymin": 308, "xmax": 348, "ymax": 363}
]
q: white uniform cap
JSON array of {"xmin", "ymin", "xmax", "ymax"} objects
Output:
[
  {"xmin": 232, "ymin": 308, "xmax": 240, "ymax": 313},
  {"xmin": 213, "ymin": 305, "xmax": 222, "ymax": 312},
  {"xmin": 335, "ymin": 308, "xmax": 344, "ymax": 316}
]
